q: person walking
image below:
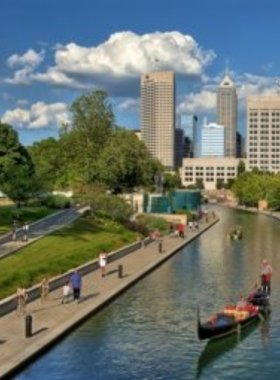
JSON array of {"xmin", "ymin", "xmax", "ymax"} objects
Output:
[
  {"xmin": 11, "ymin": 221, "xmax": 17, "ymax": 242},
  {"xmin": 99, "ymin": 250, "xmax": 108, "ymax": 277},
  {"xmin": 16, "ymin": 287, "xmax": 28, "ymax": 316},
  {"xmin": 177, "ymin": 223, "xmax": 185, "ymax": 238},
  {"xmin": 61, "ymin": 281, "xmax": 71, "ymax": 304},
  {"xmin": 22, "ymin": 221, "xmax": 29, "ymax": 242},
  {"xmin": 70, "ymin": 270, "xmax": 82, "ymax": 301},
  {"xmin": 260, "ymin": 259, "xmax": 273, "ymax": 293},
  {"xmin": 40, "ymin": 278, "xmax": 50, "ymax": 302}
]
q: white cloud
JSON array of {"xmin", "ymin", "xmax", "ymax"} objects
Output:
[
  {"xmin": 1, "ymin": 102, "xmax": 70, "ymax": 129},
  {"xmin": 7, "ymin": 49, "xmax": 44, "ymax": 68},
  {"xmin": 178, "ymin": 90, "xmax": 216, "ymax": 115},
  {"xmin": 116, "ymin": 98, "xmax": 140, "ymax": 113},
  {"xmin": 6, "ymin": 31, "xmax": 214, "ymax": 95},
  {"xmin": 6, "ymin": 49, "xmax": 44, "ymax": 85}
]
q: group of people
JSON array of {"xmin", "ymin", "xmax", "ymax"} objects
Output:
[
  {"xmin": 11, "ymin": 220, "xmax": 29, "ymax": 242},
  {"xmin": 169, "ymin": 223, "xmax": 185, "ymax": 238},
  {"xmin": 16, "ymin": 249, "xmax": 109, "ymax": 313},
  {"xmin": 16, "ymin": 277, "xmax": 50, "ymax": 315},
  {"xmin": 234, "ymin": 259, "xmax": 272, "ymax": 313},
  {"xmin": 62, "ymin": 250, "xmax": 109, "ymax": 304}
]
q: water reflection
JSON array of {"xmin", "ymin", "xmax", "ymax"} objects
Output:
[{"xmin": 196, "ymin": 317, "xmax": 271, "ymax": 379}]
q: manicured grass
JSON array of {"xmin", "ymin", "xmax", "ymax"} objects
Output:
[
  {"xmin": 0, "ymin": 205, "xmax": 56, "ymax": 236},
  {"xmin": 0, "ymin": 215, "xmax": 137, "ymax": 299}
]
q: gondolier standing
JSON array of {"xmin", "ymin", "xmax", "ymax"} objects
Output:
[{"xmin": 261, "ymin": 259, "xmax": 273, "ymax": 293}]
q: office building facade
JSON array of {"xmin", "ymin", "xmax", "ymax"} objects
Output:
[
  {"xmin": 247, "ymin": 95, "xmax": 280, "ymax": 173},
  {"xmin": 217, "ymin": 74, "xmax": 238, "ymax": 157},
  {"xmin": 175, "ymin": 128, "xmax": 184, "ymax": 168},
  {"xmin": 141, "ymin": 71, "xmax": 175, "ymax": 171},
  {"xmin": 200, "ymin": 122, "xmax": 225, "ymax": 157},
  {"xmin": 181, "ymin": 157, "xmax": 240, "ymax": 190},
  {"xmin": 180, "ymin": 114, "xmax": 198, "ymax": 158}
]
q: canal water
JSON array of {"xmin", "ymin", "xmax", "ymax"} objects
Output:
[{"xmin": 15, "ymin": 207, "xmax": 280, "ymax": 379}]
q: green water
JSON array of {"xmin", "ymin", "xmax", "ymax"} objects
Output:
[{"xmin": 15, "ymin": 207, "xmax": 280, "ymax": 379}]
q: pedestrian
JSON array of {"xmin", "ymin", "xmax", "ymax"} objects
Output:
[
  {"xmin": 260, "ymin": 259, "xmax": 273, "ymax": 293},
  {"xmin": 40, "ymin": 278, "xmax": 50, "ymax": 302},
  {"xmin": 177, "ymin": 223, "xmax": 185, "ymax": 238},
  {"xmin": 99, "ymin": 250, "xmax": 108, "ymax": 277},
  {"xmin": 16, "ymin": 287, "xmax": 28, "ymax": 316},
  {"xmin": 70, "ymin": 270, "xmax": 82, "ymax": 301},
  {"xmin": 137, "ymin": 235, "xmax": 146, "ymax": 248},
  {"xmin": 61, "ymin": 281, "xmax": 71, "ymax": 304},
  {"xmin": 22, "ymin": 221, "xmax": 29, "ymax": 242},
  {"xmin": 11, "ymin": 221, "xmax": 17, "ymax": 242},
  {"xmin": 194, "ymin": 220, "xmax": 199, "ymax": 230}
]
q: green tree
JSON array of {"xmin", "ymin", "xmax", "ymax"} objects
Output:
[
  {"xmin": 237, "ymin": 160, "xmax": 246, "ymax": 176},
  {"xmin": 98, "ymin": 128, "xmax": 163, "ymax": 193},
  {"xmin": 163, "ymin": 172, "xmax": 182, "ymax": 191},
  {"xmin": 28, "ymin": 138, "xmax": 62, "ymax": 191},
  {"xmin": 0, "ymin": 122, "xmax": 36, "ymax": 206},
  {"xmin": 68, "ymin": 90, "xmax": 115, "ymax": 183}
]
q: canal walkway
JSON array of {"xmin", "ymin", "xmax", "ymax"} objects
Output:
[{"xmin": 0, "ymin": 215, "xmax": 218, "ymax": 379}]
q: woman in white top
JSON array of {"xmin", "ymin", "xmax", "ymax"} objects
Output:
[{"xmin": 98, "ymin": 250, "xmax": 108, "ymax": 277}]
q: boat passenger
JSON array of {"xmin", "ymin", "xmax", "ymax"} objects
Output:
[{"xmin": 236, "ymin": 297, "xmax": 247, "ymax": 310}]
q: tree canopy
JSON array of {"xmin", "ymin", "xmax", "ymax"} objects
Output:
[
  {"xmin": 28, "ymin": 90, "xmax": 164, "ymax": 195},
  {"xmin": 231, "ymin": 170, "xmax": 280, "ymax": 209},
  {"xmin": 0, "ymin": 122, "xmax": 36, "ymax": 205}
]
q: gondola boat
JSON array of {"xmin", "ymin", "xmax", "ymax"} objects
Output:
[{"xmin": 197, "ymin": 289, "xmax": 270, "ymax": 341}]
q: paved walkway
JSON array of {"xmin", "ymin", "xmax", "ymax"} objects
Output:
[
  {"xmin": 0, "ymin": 215, "xmax": 218, "ymax": 379},
  {"xmin": 0, "ymin": 207, "xmax": 87, "ymax": 260}
]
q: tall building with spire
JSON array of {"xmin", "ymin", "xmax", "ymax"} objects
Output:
[
  {"xmin": 217, "ymin": 72, "xmax": 238, "ymax": 157},
  {"xmin": 141, "ymin": 71, "xmax": 175, "ymax": 171}
]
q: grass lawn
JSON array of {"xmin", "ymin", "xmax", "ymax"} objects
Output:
[
  {"xmin": 0, "ymin": 205, "xmax": 56, "ymax": 236},
  {"xmin": 0, "ymin": 215, "xmax": 137, "ymax": 299}
]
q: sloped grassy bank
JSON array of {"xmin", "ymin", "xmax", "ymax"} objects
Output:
[{"xmin": 0, "ymin": 215, "xmax": 137, "ymax": 299}]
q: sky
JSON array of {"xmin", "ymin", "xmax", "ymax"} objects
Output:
[{"xmin": 1, "ymin": 0, "xmax": 280, "ymax": 146}]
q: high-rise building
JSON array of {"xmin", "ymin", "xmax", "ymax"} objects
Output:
[
  {"xmin": 247, "ymin": 95, "xmax": 280, "ymax": 173},
  {"xmin": 141, "ymin": 71, "xmax": 175, "ymax": 171},
  {"xmin": 236, "ymin": 131, "xmax": 245, "ymax": 158},
  {"xmin": 217, "ymin": 73, "xmax": 238, "ymax": 157},
  {"xmin": 175, "ymin": 128, "xmax": 184, "ymax": 168},
  {"xmin": 200, "ymin": 121, "xmax": 225, "ymax": 157},
  {"xmin": 180, "ymin": 114, "xmax": 198, "ymax": 158}
]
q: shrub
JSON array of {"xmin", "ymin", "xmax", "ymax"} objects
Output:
[
  {"xmin": 41, "ymin": 194, "xmax": 71, "ymax": 209},
  {"xmin": 122, "ymin": 219, "xmax": 150, "ymax": 236},
  {"xmin": 136, "ymin": 214, "xmax": 169, "ymax": 234},
  {"xmin": 90, "ymin": 194, "xmax": 133, "ymax": 222}
]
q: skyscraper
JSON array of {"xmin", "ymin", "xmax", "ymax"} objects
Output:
[
  {"xmin": 247, "ymin": 95, "xmax": 280, "ymax": 173},
  {"xmin": 180, "ymin": 114, "xmax": 198, "ymax": 158},
  {"xmin": 175, "ymin": 128, "xmax": 184, "ymax": 168},
  {"xmin": 141, "ymin": 71, "xmax": 175, "ymax": 171},
  {"xmin": 200, "ymin": 121, "xmax": 225, "ymax": 157},
  {"xmin": 217, "ymin": 73, "xmax": 238, "ymax": 157}
]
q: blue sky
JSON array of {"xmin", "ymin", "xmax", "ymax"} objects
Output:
[{"xmin": 1, "ymin": 0, "xmax": 280, "ymax": 146}]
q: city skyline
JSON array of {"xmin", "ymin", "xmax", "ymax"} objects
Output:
[{"xmin": 1, "ymin": 0, "xmax": 280, "ymax": 146}]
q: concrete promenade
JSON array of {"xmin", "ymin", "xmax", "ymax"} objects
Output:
[{"xmin": 0, "ymin": 215, "xmax": 218, "ymax": 379}]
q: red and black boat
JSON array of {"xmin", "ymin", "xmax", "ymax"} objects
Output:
[{"xmin": 197, "ymin": 289, "xmax": 270, "ymax": 341}]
